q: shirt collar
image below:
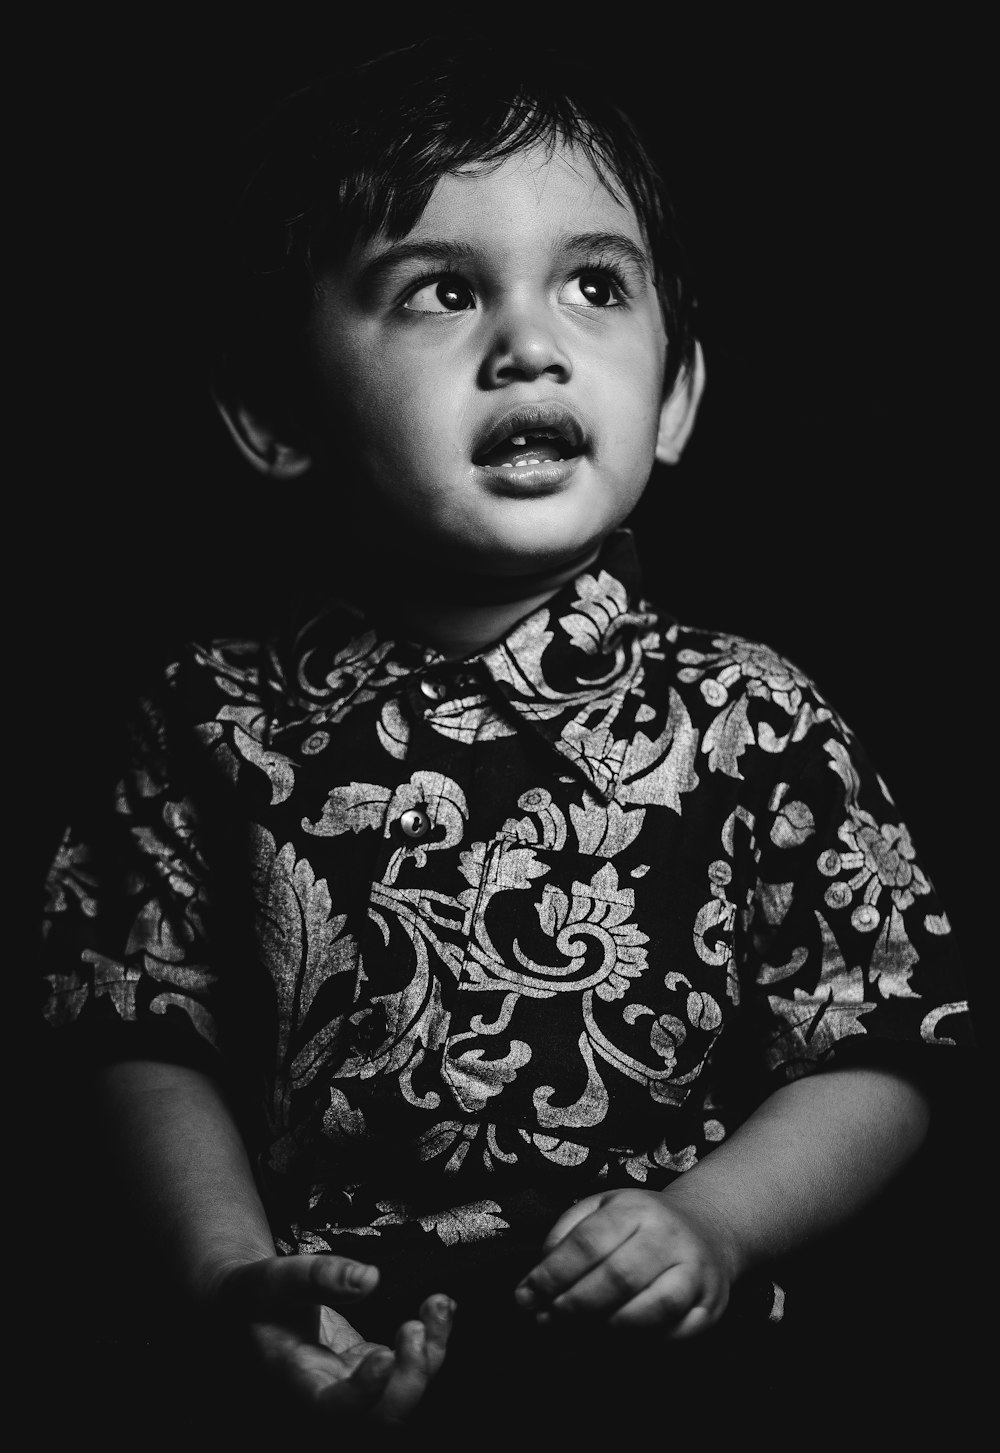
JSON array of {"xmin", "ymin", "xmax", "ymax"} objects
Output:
[{"xmin": 273, "ymin": 529, "xmax": 663, "ymax": 802}]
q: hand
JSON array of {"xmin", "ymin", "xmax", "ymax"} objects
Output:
[
  {"xmin": 514, "ymin": 1188, "xmax": 736, "ymax": 1338},
  {"xmin": 217, "ymin": 1254, "xmax": 454, "ymax": 1426}
]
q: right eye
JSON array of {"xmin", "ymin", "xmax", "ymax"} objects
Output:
[{"xmin": 403, "ymin": 277, "xmax": 476, "ymax": 313}]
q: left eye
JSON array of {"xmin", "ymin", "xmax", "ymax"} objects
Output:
[
  {"xmin": 560, "ymin": 272, "xmax": 620, "ymax": 307},
  {"xmin": 404, "ymin": 278, "xmax": 476, "ymax": 313}
]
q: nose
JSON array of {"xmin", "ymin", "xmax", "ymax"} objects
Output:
[{"xmin": 479, "ymin": 300, "xmax": 572, "ymax": 387}]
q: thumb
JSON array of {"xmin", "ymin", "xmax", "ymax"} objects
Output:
[{"xmin": 224, "ymin": 1253, "xmax": 380, "ymax": 1318}]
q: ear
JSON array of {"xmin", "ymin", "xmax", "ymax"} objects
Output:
[
  {"xmin": 654, "ymin": 340, "xmax": 706, "ymax": 465},
  {"xmin": 212, "ymin": 365, "xmax": 314, "ymax": 480}
]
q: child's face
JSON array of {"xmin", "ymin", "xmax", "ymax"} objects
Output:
[{"xmin": 300, "ymin": 141, "xmax": 674, "ymax": 575}]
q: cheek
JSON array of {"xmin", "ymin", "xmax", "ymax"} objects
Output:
[
  {"xmin": 353, "ymin": 351, "xmax": 464, "ymax": 468},
  {"xmin": 600, "ymin": 347, "xmax": 665, "ymax": 457}
]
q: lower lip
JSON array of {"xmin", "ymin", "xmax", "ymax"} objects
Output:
[{"xmin": 475, "ymin": 456, "xmax": 582, "ymax": 495}]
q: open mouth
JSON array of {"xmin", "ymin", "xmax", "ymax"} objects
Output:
[
  {"xmin": 472, "ymin": 404, "xmax": 588, "ymax": 471},
  {"xmin": 475, "ymin": 428, "xmax": 581, "ymax": 469}
]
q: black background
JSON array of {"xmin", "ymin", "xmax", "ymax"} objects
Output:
[
  {"xmin": 28, "ymin": 14, "xmax": 986, "ymax": 1022},
  {"xmin": 22, "ymin": 7, "xmax": 989, "ymax": 1428}
]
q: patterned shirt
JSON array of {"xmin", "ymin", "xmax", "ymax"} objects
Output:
[{"xmin": 40, "ymin": 529, "xmax": 971, "ymax": 1303}]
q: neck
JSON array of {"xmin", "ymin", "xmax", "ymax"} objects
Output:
[{"xmin": 368, "ymin": 545, "xmax": 602, "ymax": 659}]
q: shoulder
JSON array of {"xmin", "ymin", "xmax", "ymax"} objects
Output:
[
  {"xmin": 669, "ymin": 621, "xmax": 822, "ymax": 708},
  {"xmin": 148, "ymin": 634, "xmax": 274, "ymax": 716},
  {"xmin": 639, "ymin": 610, "xmax": 855, "ymax": 776},
  {"xmin": 120, "ymin": 634, "xmax": 278, "ymax": 771}
]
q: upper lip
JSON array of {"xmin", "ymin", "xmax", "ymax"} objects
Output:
[{"xmin": 472, "ymin": 401, "xmax": 589, "ymax": 464}]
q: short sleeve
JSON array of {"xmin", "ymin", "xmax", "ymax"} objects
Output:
[
  {"xmin": 40, "ymin": 680, "xmax": 224, "ymax": 1071},
  {"xmin": 745, "ymin": 720, "xmax": 973, "ymax": 1083}
]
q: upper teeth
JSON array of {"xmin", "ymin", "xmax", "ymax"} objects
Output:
[{"xmin": 508, "ymin": 429, "xmax": 558, "ymax": 446}]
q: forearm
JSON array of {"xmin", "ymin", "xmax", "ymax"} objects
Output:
[
  {"xmin": 92, "ymin": 1058, "xmax": 276, "ymax": 1306},
  {"xmin": 663, "ymin": 1064, "xmax": 931, "ymax": 1281}
]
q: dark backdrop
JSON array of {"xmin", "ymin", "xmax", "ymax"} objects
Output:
[
  {"xmin": 30, "ymin": 16, "xmax": 985, "ymax": 1021},
  {"xmin": 23, "ymin": 11, "xmax": 988, "ymax": 1422}
]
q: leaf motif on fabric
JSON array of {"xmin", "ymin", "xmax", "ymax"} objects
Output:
[
  {"xmin": 404, "ymin": 771, "xmax": 469, "ymax": 847},
  {"xmin": 322, "ymin": 1086, "xmax": 369, "ymax": 1144},
  {"xmin": 569, "ymin": 798, "xmax": 646, "ymax": 856},
  {"xmin": 650, "ymin": 1013, "xmax": 687, "ymax": 1068},
  {"xmin": 537, "ymin": 882, "xmax": 571, "ymax": 937},
  {"xmin": 693, "ymin": 896, "xmax": 735, "ymax": 967},
  {"xmin": 765, "ymin": 989, "xmax": 874, "ymax": 1072},
  {"xmin": 251, "ymin": 827, "xmax": 357, "ymax": 1107},
  {"xmin": 376, "ymin": 699, "xmax": 410, "ymax": 760},
  {"xmin": 125, "ymin": 897, "xmax": 206, "ymax": 968},
  {"xmin": 651, "ymin": 1141, "xmax": 699, "ymax": 1173},
  {"xmin": 686, "ymin": 990, "xmax": 722, "ymax": 1031},
  {"xmin": 920, "ymin": 1001, "xmax": 968, "ymax": 1045},
  {"xmin": 533, "ymin": 1031, "xmax": 609, "ymax": 1128},
  {"xmin": 756, "ymin": 881, "xmax": 795, "ymax": 928},
  {"xmin": 459, "ymin": 839, "xmax": 549, "ymax": 893},
  {"xmin": 303, "ymin": 781, "xmax": 393, "ymax": 837},
  {"xmin": 617, "ymin": 689, "xmax": 699, "ymax": 810},
  {"xmin": 758, "ymin": 701, "xmax": 830, "ymax": 754},
  {"xmin": 150, "ymin": 991, "xmax": 218, "ymax": 1044},
  {"xmin": 428, "ymin": 697, "xmax": 517, "ymax": 745},
  {"xmin": 445, "ymin": 1038, "xmax": 532, "ymax": 1111},
  {"xmin": 43, "ymin": 832, "xmax": 99, "ymax": 920},
  {"xmin": 336, "ymin": 935, "xmax": 444, "ymax": 1081},
  {"xmin": 531, "ymin": 1135, "xmax": 590, "ymax": 1167},
  {"xmin": 230, "ymin": 725, "xmax": 295, "ymax": 805},
  {"xmin": 411, "ymin": 1200, "xmax": 509, "ymax": 1246},
  {"xmin": 506, "ymin": 788, "xmax": 568, "ymax": 850},
  {"xmin": 415, "ymin": 1121, "xmax": 468, "ymax": 1162},
  {"xmin": 755, "ymin": 944, "xmax": 808, "ymax": 984},
  {"xmin": 488, "ymin": 616, "xmax": 558, "ymax": 699},
  {"xmin": 770, "ymin": 799, "xmax": 816, "ymax": 848},
  {"xmin": 41, "ymin": 969, "xmax": 90, "ymax": 1025},
  {"xmin": 823, "ymin": 737, "xmax": 863, "ymax": 805},
  {"xmin": 146, "ymin": 960, "xmax": 217, "ymax": 993},
  {"xmin": 867, "ymin": 904, "xmax": 921, "ymax": 999},
  {"xmin": 561, "ymin": 570, "xmax": 630, "ymax": 655},
  {"xmin": 702, "ymin": 695, "xmax": 755, "ymax": 779}
]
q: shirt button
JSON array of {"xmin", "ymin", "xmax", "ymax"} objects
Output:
[
  {"xmin": 399, "ymin": 806, "xmax": 431, "ymax": 840},
  {"xmin": 420, "ymin": 676, "xmax": 448, "ymax": 701}
]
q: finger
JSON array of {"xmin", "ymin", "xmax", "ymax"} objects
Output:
[
  {"xmin": 605, "ymin": 1263, "xmax": 709, "ymax": 1332},
  {"xmin": 547, "ymin": 1231, "xmax": 677, "ymax": 1317},
  {"xmin": 371, "ymin": 1319, "xmax": 431, "ymax": 1427},
  {"xmin": 231, "ymin": 1254, "xmax": 379, "ymax": 1317},
  {"xmin": 419, "ymin": 1294, "xmax": 456, "ymax": 1376},
  {"xmin": 539, "ymin": 1194, "xmax": 604, "ymax": 1254},
  {"xmin": 515, "ymin": 1210, "xmax": 634, "ymax": 1310},
  {"xmin": 250, "ymin": 1319, "xmax": 394, "ymax": 1414},
  {"xmin": 313, "ymin": 1347, "xmax": 397, "ymax": 1416}
]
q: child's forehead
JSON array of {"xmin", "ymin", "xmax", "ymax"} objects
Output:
[{"xmin": 367, "ymin": 141, "xmax": 647, "ymax": 258}]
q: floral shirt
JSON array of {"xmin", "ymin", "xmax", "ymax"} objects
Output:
[{"xmin": 40, "ymin": 530, "xmax": 971, "ymax": 1312}]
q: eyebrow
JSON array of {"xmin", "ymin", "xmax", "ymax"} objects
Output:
[
  {"xmin": 355, "ymin": 240, "xmax": 477, "ymax": 293},
  {"xmin": 355, "ymin": 230, "xmax": 653, "ymax": 292},
  {"xmin": 558, "ymin": 232, "xmax": 653, "ymax": 275}
]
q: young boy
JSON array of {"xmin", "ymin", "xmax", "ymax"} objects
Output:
[{"xmin": 39, "ymin": 39, "xmax": 974, "ymax": 1440}]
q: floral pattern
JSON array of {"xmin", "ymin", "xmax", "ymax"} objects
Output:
[{"xmin": 39, "ymin": 530, "xmax": 971, "ymax": 1296}]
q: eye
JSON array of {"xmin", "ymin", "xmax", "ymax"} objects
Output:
[
  {"xmin": 403, "ymin": 277, "xmax": 476, "ymax": 313},
  {"xmin": 560, "ymin": 271, "xmax": 622, "ymax": 308}
]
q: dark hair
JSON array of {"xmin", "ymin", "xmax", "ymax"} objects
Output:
[{"xmin": 211, "ymin": 38, "xmax": 697, "ymax": 397}]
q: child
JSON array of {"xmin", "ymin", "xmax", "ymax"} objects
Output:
[{"xmin": 39, "ymin": 38, "xmax": 975, "ymax": 1442}]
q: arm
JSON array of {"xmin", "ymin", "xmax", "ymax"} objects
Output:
[
  {"xmin": 93, "ymin": 1058, "xmax": 278, "ymax": 1300},
  {"xmin": 93, "ymin": 1058, "xmax": 454, "ymax": 1422},
  {"xmin": 515, "ymin": 1063, "xmax": 929, "ymax": 1335}
]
